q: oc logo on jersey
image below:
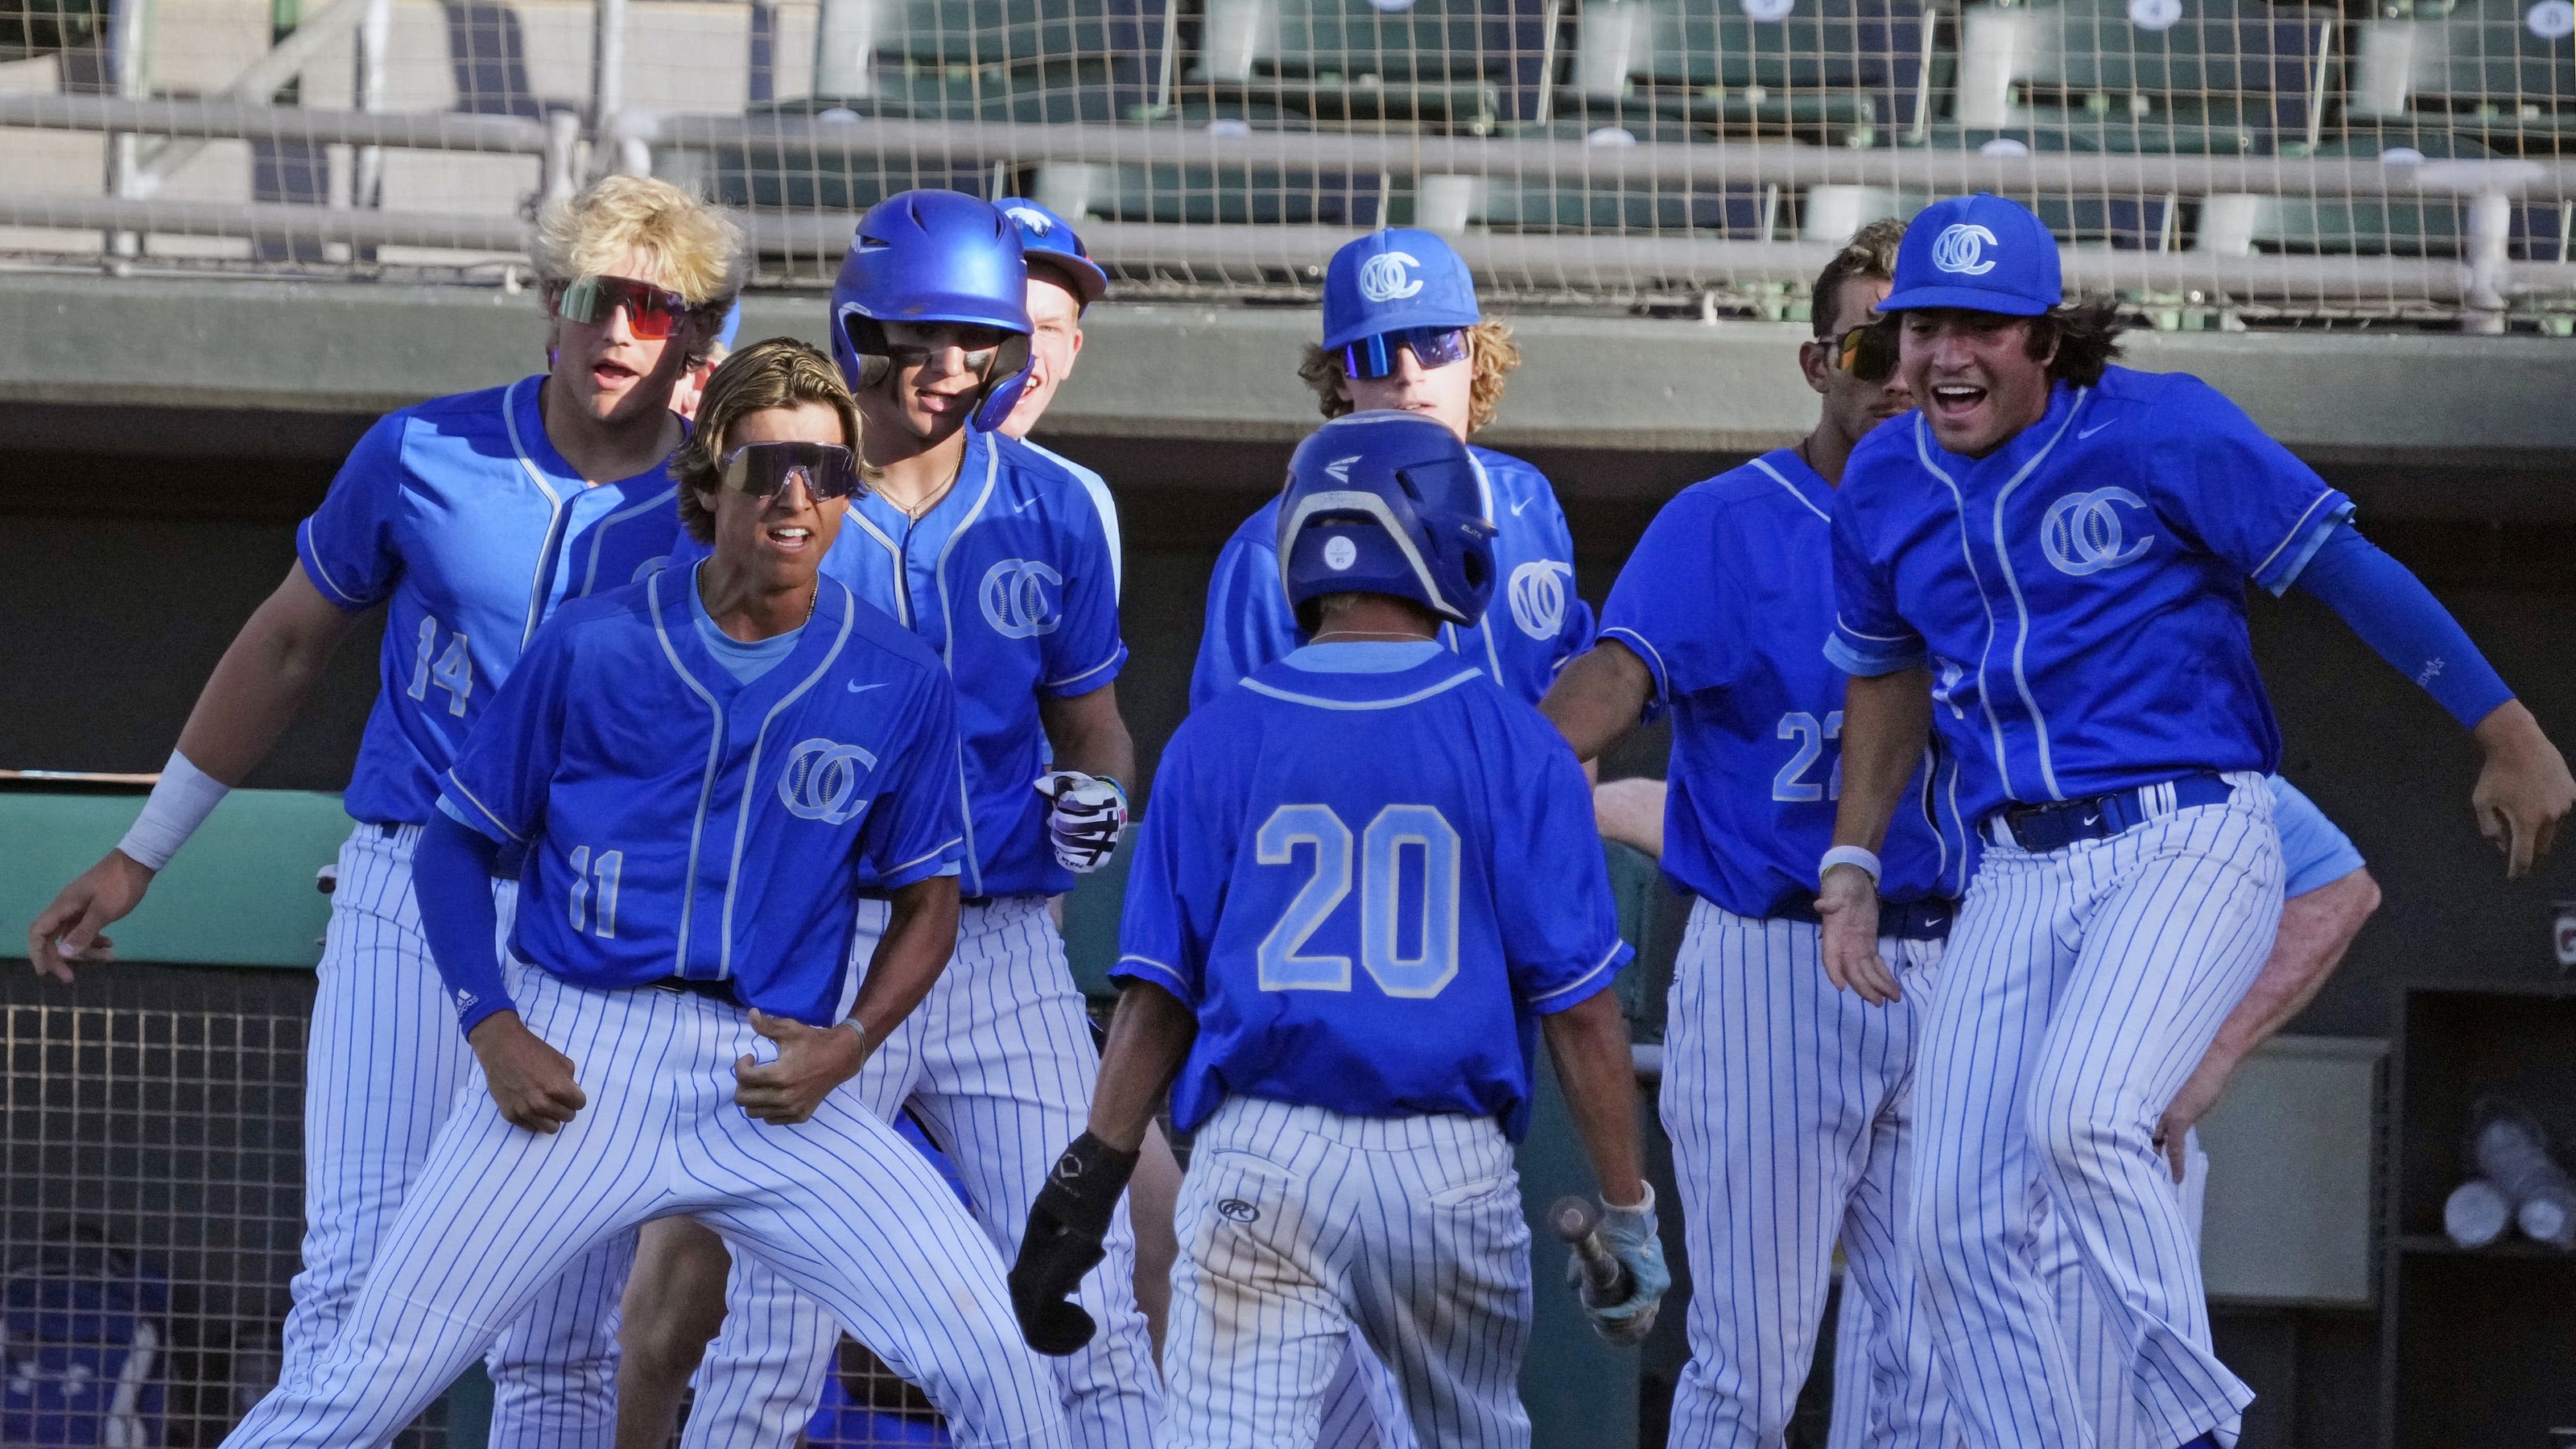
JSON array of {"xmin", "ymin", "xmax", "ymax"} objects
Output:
[
  {"xmin": 779, "ymin": 737, "xmax": 880, "ymax": 825},
  {"xmin": 980, "ymin": 559, "xmax": 1065, "ymax": 638},
  {"xmin": 1931, "ymin": 223, "xmax": 2000, "ymax": 275},
  {"xmin": 1356, "ymin": 251, "xmax": 1424, "ymax": 303},
  {"xmin": 1506, "ymin": 559, "xmax": 1573, "ymax": 640},
  {"xmin": 2041, "ymin": 487, "xmax": 2157, "ymax": 576}
]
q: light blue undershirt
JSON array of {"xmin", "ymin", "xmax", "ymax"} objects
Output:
[
  {"xmin": 1283, "ymin": 639, "xmax": 1446, "ymax": 674},
  {"xmin": 690, "ymin": 564, "xmax": 806, "ymax": 685}
]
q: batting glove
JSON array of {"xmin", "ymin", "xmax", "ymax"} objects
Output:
[
  {"xmin": 1009, "ymin": 1130, "xmax": 1139, "ymax": 1355},
  {"xmin": 1034, "ymin": 771, "xmax": 1128, "ymax": 875},
  {"xmin": 1565, "ymin": 1184, "xmax": 1670, "ymax": 1346}
]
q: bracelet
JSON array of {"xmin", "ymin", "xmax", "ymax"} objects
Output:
[
  {"xmin": 116, "ymin": 750, "xmax": 231, "ymax": 871},
  {"xmin": 1819, "ymin": 845, "xmax": 1882, "ymax": 884},
  {"xmin": 839, "ymin": 1017, "xmax": 872, "ymax": 1055}
]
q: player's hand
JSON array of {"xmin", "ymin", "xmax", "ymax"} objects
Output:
[
  {"xmin": 1565, "ymin": 1189, "xmax": 1670, "ymax": 1346},
  {"xmin": 2470, "ymin": 700, "xmax": 2574, "ymax": 878},
  {"xmin": 469, "ymin": 1012, "xmax": 586, "ymax": 1133},
  {"xmin": 1010, "ymin": 1131, "xmax": 1139, "ymax": 1355},
  {"xmin": 1816, "ymin": 863, "xmax": 1901, "ymax": 1005},
  {"xmin": 2155, "ymin": 1053, "xmax": 2235, "ymax": 1184},
  {"xmin": 734, "ymin": 1009, "xmax": 870, "ymax": 1125},
  {"xmin": 1034, "ymin": 771, "xmax": 1127, "ymax": 875},
  {"xmin": 26, "ymin": 849, "xmax": 155, "ymax": 982}
]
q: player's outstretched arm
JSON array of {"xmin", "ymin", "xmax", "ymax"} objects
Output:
[
  {"xmin": 27, "ymin": 564, "xmax": 361, "ymax": 979},
  {"xmin": 736, "ymin": 874, "xmax": 962, "ymax": 1125},
  {"xmin": 1540, "ymin": 640, "xmax": 1656, "ymax": 766},
  {"xmin": 2470, "ymin": 701, "xmax": 2574, "ymax": 878},
  {"xmin": 2155, "ymin": 868, "xmax": 2379, "ymax": 1181},
  {"xmin": 1818, "ymin": 665, "xmax": 1931, "ymax": 1005},
  {"xmin": 1541, "ymin": 989, "xmax": 1669, "ymax": 1344}
]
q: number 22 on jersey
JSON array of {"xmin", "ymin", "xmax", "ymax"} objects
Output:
[{"xmin": 1256, "ymin": 804, "xmax": 1460, "ymax": 999}]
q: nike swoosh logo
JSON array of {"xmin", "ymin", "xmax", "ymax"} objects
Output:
[
  {"xmin": 2078, "ymin": 419, "xmax": 2116, "ymax": 439},
  {"xmin": 847, "ymin": 680, "xmax": 891, "ymax": 694},
  {"xmin": 2080, "ymin": 813, "xmax": 2100, "ymax": 827},
  {"xmin": 1013, "ymin": 497, "xmax": 1041, "ymax": 514},
  {"xmin": 1509, "ymin": 497, "xmax": 1537, "ymax": 517}
]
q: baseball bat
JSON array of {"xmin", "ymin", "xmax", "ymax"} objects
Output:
[{"xmin": 1549, "ymin": 1195, "xmax": 1632, "ymax": 1303}]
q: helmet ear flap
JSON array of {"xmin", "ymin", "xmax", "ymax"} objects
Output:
[{"xmin": 841, "ymin": 312, "xmax": 894, "ymax": 390}]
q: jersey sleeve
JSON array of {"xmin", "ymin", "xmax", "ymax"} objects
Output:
[
  {"xmin": 859, "ymin": 667, "xmax": 968, "ymax": 887},
  {"xmin": 2147, "ymin": 379, "xmax": 2353, "ymax": 596},
  {"xmin": 1189, "ymin": 533, "xmax": 1301, "ymax": 710},
  {"xmin": 2268, "ymin": 775, "xmax": 2367, "ymax": 898},
  {"xmin": 295, "ymin": 412, "xmax": 411, "ymax": 612},
  {"xmin": 1038, "ymin": 500, "xmax": 1128, "ymax": 698},
  {"xmin": 439, "ymin": 613, "xmax": 576, "ymax": 847},
  {"xmin": 1598, "ymin": 493, "xmax": 1741, "ymax": 717},
  {"xmin": 1495, "ymin": 723, "xmax": 1634, "ymax": 1013},
  {"xmin": 1108, "ymin": 729, "xmax": 1221, "ymax": 1005},
  {"xmin": 1825, "ymin": 485, "xmax": 1928, "ymax": 677}
]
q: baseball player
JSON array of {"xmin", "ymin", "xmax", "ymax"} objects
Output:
[
  {"xmin": 645, "ymin": 188, "xmax": 1159, "ymax": 1449},
  {"xmin": 1825, "ymin": 774, "xmax": 2381, "ymax": 1449},
  {"xmin": 1820, "ymin": 193, "xmax": 2573, "ymax": 1448},
  {"xmin": 21, "ymin": 177, "xmax": 789, "ymax": 1449},
  {"xmin": 211, "ymin": 337, "xmax": 1072, "ymax": 1449},
  {"xmin": 1010, "ymin": 410, "xmax": 1668, "ymax": 1448},
  {"xmin": 1187, "ymin": 228, "xmax": 1593, "ymax": 712},
  {"xmin": 1538, "ymin": 217, "xmax": 1964, "ymax": 1449}
]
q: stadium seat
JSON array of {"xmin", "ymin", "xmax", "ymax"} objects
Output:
[
  {"xmin": 2351, "ymin": 0, "xmax": 2575, "ymax": 154},
  {"xmin": 1062, "ymin": 107, "xmax": 1389, "ymax": 225},
  {"xmin": 2198, "ymin": 126, "xmax": 2496, "ymax": 256},
  {"xmin": 1953, "ymin": 0, "xmax": 2336, "ymax": 147},
  {"xmin": 808, "ymin": 0, "xmax": 1172, "ymax": 120},
  {"xmin": 1183, "ymin": 0, "xmax": 1554, "ymax": 131},
  {"xmin": 1453, "ymin": 118, "xmax": 1776, "ymax": 233},
  {"xmin": 1563, "ymin": 0, "xmax": 1933, "ymax": 146}
]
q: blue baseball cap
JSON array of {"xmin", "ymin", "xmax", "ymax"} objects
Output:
[
  {"xmin": 1881, "ymin": 194, "xmax": 2062, "ymax": 317},
  {"xmin": 995, "ymin": 196, "xmax": 1108, "ymax": 308},
  {"xmin": 1322, "ymin": 229, "xmax": 1481, "ymax": 353}
]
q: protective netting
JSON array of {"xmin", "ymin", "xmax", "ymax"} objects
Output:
[{"xmin": 1, "ymin": 0, "xmax": 2570, "ymax": 321}]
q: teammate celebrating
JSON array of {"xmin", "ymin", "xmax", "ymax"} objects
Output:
[
  {"xmin": 1012, "ymin": 411, "xmax": 1666, "ymax": 1448},
  {"xmin": 26, "ymin": 175, "xmax": 754, "ymax": 1449},
  {"xmin": 1540, "ymin": 217, "xmax": 1963, "ymax": 1448},
  {"xmin": 1188, "ymin": 228, "xmax": 1591, "ymax": 709},
  {"xmin": 211, "ymin": 338, "xmax": 1072, "ymax": 1449},
  {"xmin": 1821, "ymin": 193, "xmax": 2574, "ymax": 1448}
]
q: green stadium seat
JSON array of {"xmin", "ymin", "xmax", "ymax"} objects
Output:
[
  {"xmin": 1184, "ymin": 0, "xmax": 1554, "ymax": 131},
  {"xmin": 1563, "ymin": 0, "xmax": 1934, "ymax": 146},
  {"xmin": 1456, "ymin": 121, "xmax": 1778, "ymax": 234},
  {"xmin": 2215, "ymin": 126, "xmax": 2497, "ymax": 256},
  {"xmin": 2351, "ymin": 0, "xmax": 2575, "ymax": 155},
  {"xmin": 1952, "ymin": 0, "xmax": 2335, "ymax": 141}
]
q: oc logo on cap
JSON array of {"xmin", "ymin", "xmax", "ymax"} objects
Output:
[
  {"xmin": 1357, "ymin": 251, "xmax": 1425, "ymax": 303},
  {"xmin": 1931, "ymin": 222, "xmax": 2000, "ymax": 275}
]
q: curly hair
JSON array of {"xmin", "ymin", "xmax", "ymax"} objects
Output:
[
  {"xmin": 2027, "ymin": 298, "xmax": 2127, "ymax": 386},
  {"xmin": 1810, "ymin": 216, "xmax": 1909, "ymax": 336},
  {"xmin": 1295, "ymin": 318, "xmax": 1521, "ymax": 436},
  {"xmin": 673, "ymin": 338, "xmax": 866, "ymax": 544}
]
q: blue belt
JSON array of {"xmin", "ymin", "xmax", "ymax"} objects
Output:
[
  {"xmin": 1762, "ymin": 894, "xmax": 1957, "ymax": 942},
  {"xmin": 1984, "ymin": 772, "xmax": 2236, "ymax": 854}
]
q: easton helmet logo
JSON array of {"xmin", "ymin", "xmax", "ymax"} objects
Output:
[
  {"xmin": 779, "ymin": 737, "xmax": 880, "ymax": 824},
  {"xmin": 1356, "ymin": 251, "xmax": 1424, "ymax": 303},
  {"xmin": 1324, "ymin": 455, "xmax": 1360, "ymax": 483},
  {"xmin": 980, "ymin": 559, "xmax": 1065, "ymax": 638},
  {"xmin": 1931, "ymin": 223, "xmax": 2000, "ymax": 275},
  {"xmin": 1507, "ymin": 559, "xmax": 1573, "ymax": 640},
  {"xmin": 2041, "ymin": 488, "xmax": 2156, "ymax": 576}
]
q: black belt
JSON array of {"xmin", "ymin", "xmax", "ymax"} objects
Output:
[
  {"xmin": 646, "ymin": 975, "xmax": 742, "ymax": 1007},
  {"xmin": 1985, "ymin": 772, "xmax": 2236, "ymax": 854},
  {"xmin": 1761, "ymin": 894, "xmax": 1956, "ymax": 942}
]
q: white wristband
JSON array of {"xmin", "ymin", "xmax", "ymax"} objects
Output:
[
  {"xmin": 115, "ymin": 750, "xmax": 231, "ymax": 871},
  {"xmin": 1819, "ymin": 845, "xmax": 1882, "ymax": 884}
]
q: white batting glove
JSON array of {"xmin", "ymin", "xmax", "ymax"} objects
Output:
[{"xmin": 1034, "ymin": 770, "xmax": 1128, "ymax": 875}]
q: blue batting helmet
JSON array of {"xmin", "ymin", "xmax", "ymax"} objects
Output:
[
  {"xmin": 1276, "ymin": 411, "xmax": 1496, "ymax": 629},
  {"xmin": 995, "ymin": 196, "xmax": 1108, "ymax": 308},
  {"xmin": 831, "ymin": 189, "xmax": 1035, "ymax": 433}
]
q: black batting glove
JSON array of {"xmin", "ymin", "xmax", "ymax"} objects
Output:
[{"xmin": 1009, "ymin": 1130, "xmax": 1139, "ymax": 1356}]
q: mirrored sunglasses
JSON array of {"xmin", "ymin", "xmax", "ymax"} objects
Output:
[
  {"xmin": 1340, "ymin": 325, "xmax": 1472, "ymax": 382},
  {"xmin": 718, "ymin": 441, "xmax": 864, "ymax": 503},
  {"xmin": 1833, "ymin": 320, "xmax": 1901, "ymax": 384},
  {"xmin": 879, "ymin": 326, "xmax": 1015, "ymax": 374},
  {"xmin": 552, "ymin": 275, "xmax": 695, "ymax": 340}
]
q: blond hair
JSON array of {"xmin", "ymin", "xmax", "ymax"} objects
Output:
[
  {"xmin": 673, "ymin": 339, "xmax": 865, "ymax": 543},
  {"xmin": 1296, "ymin": 318, "xmax": 1520, "ymax": 436},
  {"xmin": 533, "ymin": 175, "xmax": 747, "ymax": 310},
  {"xmin": 1810, "ymin": 216, "xmax": 1909, "ymax": 336}
]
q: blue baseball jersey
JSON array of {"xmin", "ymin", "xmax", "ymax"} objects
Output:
[
  {"xmin": 669, "ymin": 428, "xmax": 1124, "ymax": 898},
  {"xmin": 1827, "ymin": 367, "xmax": 2352, "ymax": 825},
  {"xmin": 1188, "ymin": 446, "xmax": 1595, "ymax": 710},
  {"xmin": 2269, "ymin": 775, "xmax": 2365, "ymax": 898},
  {"xmin": 297, "ymin": 377, "xmax": 684, "ymax": 824},
  {"xmin": 1114, "ymin": 642, "xmax": 1634, "ymax": 1140},
  {"xmin": 440, "ymin": 568, "xmax": 965, "ymax": 1026},
  {"xmin": 1602, "ymin": 449, "xmax": 1974, "ymax": 915}
]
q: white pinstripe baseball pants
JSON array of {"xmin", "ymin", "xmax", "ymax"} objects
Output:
[
  {"xmin": 1164, "ymin": 1096, "xmax": 1532, "ymax": 1449},
  {"xmin": 1910, "ymin": 777, "xmax": 2279, "ymax": 1449},
  {"xmin": 1662, "ymin": 901, "xmax": 1952, "ymax": 1449},
  {"xmin": 691, "ymin": 896, "xmax": 1165, "ymax": 1449},
  {"xmin": 289, "ymin": 824, "xmax": 629, "ymax": 1449},
  {"xmin": 220, "ymin": 965, "xmax": 1074, "ymax": 1449}
]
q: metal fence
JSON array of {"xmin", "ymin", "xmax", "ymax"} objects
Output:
[{"xmin": 2, "ymin": 0, "xmax": 2572, "ymax": 326}]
